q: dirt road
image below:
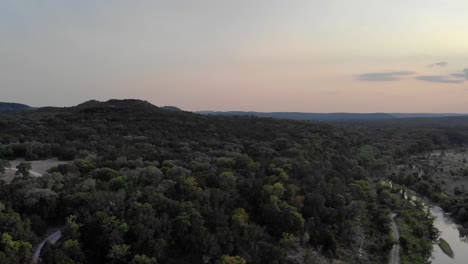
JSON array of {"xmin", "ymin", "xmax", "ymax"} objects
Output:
[
  {"xmin": 389, "ymin": 213, "xmax": 400, "ymax": 264},
  {"xmin": 31, "ymin": 229, "xmax": 62, "ymax": 263},
  {"xmin": 5, "ymin": 167, "xmax": 42, "ymax": 177}
]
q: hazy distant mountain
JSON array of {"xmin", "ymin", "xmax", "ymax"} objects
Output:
[
  {"xmin": 197, "ymin": 111, "xmax": 468, "ymax": 121},
  {"xmin": 0, "ymin": 102, "xmax": 35, "ymax": 112},
  {"xmin": 390, "ymin": 113, "xmax": 468, "ymax": 118},
  {"xmin": 197, "ymin": 111, "xmax": 394, "ymax": 121}
]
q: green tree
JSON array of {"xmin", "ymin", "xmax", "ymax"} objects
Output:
[
  {"xmin": 40, "ymin": 242, "xmax": 76, "ymax": 264},
  {"xmin": 16, "ymin": 162, "xmax": 32, "ymax": 177},
  {"xmin": 107, "ymin": 244, "xmax": 131, "ymax": 264},
  {"xmin": 0, "ymin": 159, "xmax": 11, "ymax": 174},
  {"xmin": 62, "ymin": 239, "xmax": 85, "ymax": 262},
  {"xmin": 220, "ymin": 255, "xmax": 247, "ymax": 264},
  {"xmin": 130, "ymin": 254, "xmax": 158, "ymax": 264},
  {"xmin": 219, "ymin": 171, "xmax": 237, "ymax": 190},
  {"xmin": 217, "ymin": 157, "xmax": 236, "ymax": 168},
  {"xmin": 62, "ymin": 215, "xmax": 80, "ymax": 240},
  {"xmin": 231, "ymin": 208, "xmax": 249, "ymax": 226},
  {"xmin": 0, "ymin": 233, "xmax": 32, "ymax": 264}
]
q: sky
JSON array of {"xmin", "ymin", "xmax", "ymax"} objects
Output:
[{"xmin": 1, "ymin": 0, "xmax": 468, "ymax": 112}]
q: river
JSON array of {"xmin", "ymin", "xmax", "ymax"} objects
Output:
[
  {"xmin": 383, "ymin": 181, "xmax": 468, "ymax": 263},
  {"xmin": 430, "ymin": 206, "xmax": 468, "ymax": 263}
]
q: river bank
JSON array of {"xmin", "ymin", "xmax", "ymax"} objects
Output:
[{"xmin": 382, "ymin": 181, "xmax": 468, "ymax": 263}]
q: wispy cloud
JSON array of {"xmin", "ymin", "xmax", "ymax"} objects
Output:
[
  {"xmin": 429, "ymin": 61, "xmax": 448, "ymax": 67},
  {"xmin": 447, "ymin": 69, "xmax": 468, "ymax": 80},
  {"xmin": 449, "ymin": 73, "xmax": 465, "ymax": 78},
  {"xmin": 415, "ymin": 75, "xmax": 464, "ymax": 84},
  {"xmin": 416, "ymin": 68, "xmax": 468, "ymax": 84},
  {"xmin": 356, "ymin": 71, "xmax": 415, "ymax": 82},
  {"xmin": 357, "ymin": 67, "xmax": 468, "ymax": 85}
]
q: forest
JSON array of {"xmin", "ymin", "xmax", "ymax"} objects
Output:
[{"xmin": 1, "ymin": 99, "xmax": 468, "ymax": 264}]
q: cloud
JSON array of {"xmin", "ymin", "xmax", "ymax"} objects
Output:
[
  {"xmin": 448, "ymin": 69, "xmax": 468, "ymax": 80},
  {"xmin": 416, "ymin": 68, "xmax": 468, "ymax": 84},
  {"xmin": 450, "ymin": 73, "xmax": 465, "ymax": 78},
  {"xmin": 356, "ymin": 71, "xmax": 415, "ymax": 82},
  {"xmin": 415, "ymin": 75, "xmax": 464, "ymax": 84},
  {"xmin": 429, "ymin": 61, "xmax": 448, "ymax": 67}
]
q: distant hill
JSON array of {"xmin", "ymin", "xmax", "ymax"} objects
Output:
[
  {"xmin": 197, "ymin": 111, "xmax": 394, "ymax": 121},
  {"xmin": 0, "ymin": 102, "xmax": 35, "ymax": 112},
  {"xmin": 75, "ymin": 99, "xmax": 160, "ymax": 112},
  {"xmin": 390, "ymin": 113, "xmax": 468, "ymax": 118},
  {"xmin": 197, "ymin": 111, "xmax": 468, "ymax": 121}
]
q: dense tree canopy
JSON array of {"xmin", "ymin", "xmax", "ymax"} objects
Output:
[{"xmin": 1, "ymin": 100, "xmax": 467, "ymax": 263}]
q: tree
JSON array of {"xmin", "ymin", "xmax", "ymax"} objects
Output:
[
  {"xmin": 16, "ymin": 162, "xmax": 32, "ymax": 177},
  {"xmin": 458, "ymin": 207, "xmax": 468, "ymax": 222},
  {"xmin": 0, "ymin": 207, "xmax": 36, "ymax": 243},
  {"xmin": 279, "ymin": 233, "xmax": 300, "ymax": 249},
  {"xmin": 220, "ymin": 255, "xmax": 247, "ymax": 264},
  {"xmin": 217, "ymin": 157, "xmax": 236, "ymax": 168},
  {"xmin": 107, "ymin": 244, "xmax": 131, "ymax": 264},
  {"xmin": 0, "ymin": 160, "xmax": 11, "ymax": 174},
  {"xmin": 219, "ymin": 171, "xmax": 236, "ymax": 190},
  {"xmin": 231, "ymin": 208, "xmax": 249, "ymax": 226},
  {"xmin": 40, "ymin": 242, "xmax": 76, "ymax": 264},
  {"xmin": 62, "ymin": 215, "xmax": 80, "ymax": 240},
  {"xmin": 24, "ymin": 188, "xmax": 58, "ymax": 208},
  {"xmin": 0, "ymin": 233, "xmax": 32, "ymax": 264},
  {"xmin": 62, "ymin": 239, "xmax": 85, "ymax": 262},
  {"xmin": 138, "ymin": 166, "xmax": 163, "ymax": 185},
  {"xmin": 130, "ymin": 254, "xmax": 158, "ymax": 264}
]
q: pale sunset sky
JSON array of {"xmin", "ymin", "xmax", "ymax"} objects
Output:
[{"xmin": 1, "ymin": 1, "xmax": 468, "ymax": 112}]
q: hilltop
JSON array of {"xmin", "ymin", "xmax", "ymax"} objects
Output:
[
  {"xmin": 75, "ymin": 99, "xmax": 159, "ymax": 111},
  {"xmin": 0, "ymin": 102, "xmax": 35, "ymax": 112},
  {"xmin": 161, "ymin": 106, "xmax": 183, "ymax": 112}
]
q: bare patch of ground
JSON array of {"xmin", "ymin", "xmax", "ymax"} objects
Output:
[
  {"xmin": 0, "ymin": 170, "xmax": 17, "ymax": 183},
  {"xmin": 9, "ymin": 158, "xmax": 68, "ymax": 175},
  {"xmin": 0, "ymin": 158, "xmax": 69, "ymax": 183}
]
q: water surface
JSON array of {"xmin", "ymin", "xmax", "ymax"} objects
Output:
[{"xmin": 431, "ymin": 206, "xmax": 468, "ymax": 264}]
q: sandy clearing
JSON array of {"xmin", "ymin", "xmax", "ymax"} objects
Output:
[{"xmin": 0, "ymin": 158, "xmax": 69, "ymax": 183}]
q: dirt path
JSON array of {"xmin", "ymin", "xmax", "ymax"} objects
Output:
[
  {"xmin": 31, "ymin": 229, "xmax": 62, "ymax": 264},
  {"xmin": 5, "ymin": 167, "xmax": 42, "ymax": 177},
  {"xmin": 0, "ymin": 168, "xmax": 42, "ymax": 183},
  {"xmin": 389, "ymin": 213, "xmax": 400, "ymax": 264}
]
